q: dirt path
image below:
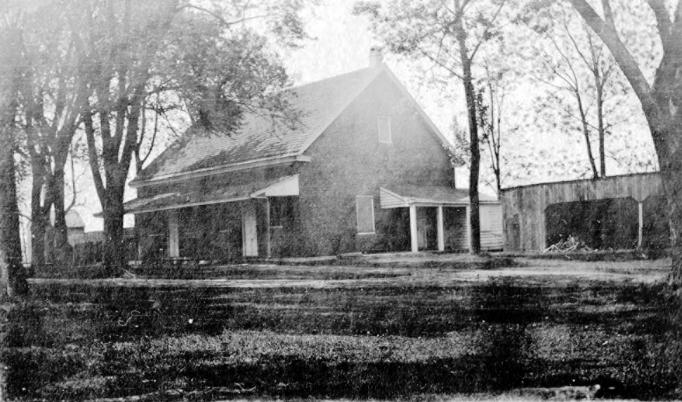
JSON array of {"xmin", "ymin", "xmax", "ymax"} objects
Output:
[{"xmin": 28, "ymin": 258, "xmax": 669, "ymax": 289}]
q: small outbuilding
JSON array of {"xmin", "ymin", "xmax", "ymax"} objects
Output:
[
  {"xmin": 65, "ymin": 210, "xmax": 86, "ymax": 245},
  {"xmin": 501, "ymin": 172, "xmax": 669, "ymax": 252}
]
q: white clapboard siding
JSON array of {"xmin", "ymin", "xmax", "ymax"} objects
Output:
[
  {"xmin": 480, "ymin": 204, "xmax": 503, "ymax": 250},
  {"xmin": 481, "ymin": 231, "xmax": 504, "ymax": 250}
]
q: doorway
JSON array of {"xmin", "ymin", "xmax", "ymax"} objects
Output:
[
  {"xmin": 241, "ymin": 202, "xmax": 258, "ymax": 257},
  {"xmin": 416, "ymin": 207, "xmax": 437, "ymax": 250}
]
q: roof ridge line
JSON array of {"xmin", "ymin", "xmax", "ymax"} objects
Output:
[{"xmin": 285, "ymin": 66, "xmax": 377, "ymax": 92}]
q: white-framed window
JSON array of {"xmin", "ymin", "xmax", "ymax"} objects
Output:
[
  {"xmin": 377, "ymin": 115, "xmax": 392, "ymax": 144},
  {"xmin": 355, "ymin": 195, "xmax": 376, "ymax": 234}
]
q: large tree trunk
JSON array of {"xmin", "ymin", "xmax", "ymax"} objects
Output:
[
  {"xmin": 596, "ymin": 82, "xmax": 606, "ymax": 177},
  {"xmin": 0, "ymin": 130, "xmax": 27, "ymax": 298},
  {"xmin": 648, "ymin": 61, "xmax": 682, "ymax": 293},
  {"xmin": 655, "ymin": 125, "xmax": 682, "ymax": 386},
  {"xmin": 51, "ymin": 167, "xmax": 72, "ymax": 266},
  {"xmin": 455, "ymin": 15, "xmax": 481, "ymax": 254},
  {"xmin": 665, "ymin": 169, "xmax": 682, "ymax": 286},
  {"xmin": 0, "ymin": 20, "xmax": 27, "ymax": 402},
  {"xmin": 575, "ymin": 91, "xmax": 599, "ymax": 179},
  {"xmin": 0, "ymin": 28, "xmax": 28, "ymax": 296},
  {"xmin": 0, "ymin": 139, "xmax": 24, "ymax": 402},
  {"xmin": 464, "ymin": 75, "xmax": 482, "ymax": 254},
  {"xmin": 654, "ymin": 122, "xmax": 682, "ymax": 286},
  {"xmin": 102, "ymin": 182, "xmax": 126, "ymax": 274},
  {"xmin": 30, "ymin": 168, "xmax": 47, "ymax": 266}
]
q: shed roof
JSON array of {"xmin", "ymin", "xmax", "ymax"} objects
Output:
[{"xmin": 380, "ymin": 185, "xmax": 498, "ymax": 208}]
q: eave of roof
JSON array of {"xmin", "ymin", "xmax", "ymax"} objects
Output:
[
  {"xmin": 381, "ymin": 185, "xmax": 499, "ymax": 207},
  {"xmin": 500, "ymin": 171, "xmax": 661, "ymax": 192},
  {"xmin": 130, "ymin": 154, "xmax": 310, "ymax": 188},
  {"xmin": 102, "ymin": 175, "xmax": 300, "ymax": 215}
]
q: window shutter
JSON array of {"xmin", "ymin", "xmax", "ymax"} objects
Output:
[
  {"xmin": 356, "ymin": 196, "xmax": 375, "ymax": 234},
  {"xmin": 377, "ymin": 116, "xmax": 392, "ymax": 144}
]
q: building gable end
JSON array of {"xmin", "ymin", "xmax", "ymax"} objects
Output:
[{"xmin": 298, "ymin": 65, "xmax": 452, "ymax": 158}]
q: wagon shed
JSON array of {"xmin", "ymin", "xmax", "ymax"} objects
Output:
[{"xmin": 501, "ymin": 172, "xmax": 669, "ymax": 252}]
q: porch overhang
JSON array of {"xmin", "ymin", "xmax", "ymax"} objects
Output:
[
  {"xmin": 379, "ymin": 185, "xmax": 499, "ymax": 208},
  {"xmin": 121, "ymin": 174, "xmax": 299, "ymax": 215},
  {"xmin": 130, "ymin": 154, "xmax": 311, "ymax": 188},
  {"xmin": 379, "ymin": 184, "xmax": 498, "ymax": 253},
  {"xmin": 380, "ymin": 185, "xmax": 465, "ymax": 208}
]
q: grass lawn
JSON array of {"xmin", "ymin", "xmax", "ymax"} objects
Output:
[{"xmin": 4, "ymin": 257, "xmax": 678, "ymax": 400}]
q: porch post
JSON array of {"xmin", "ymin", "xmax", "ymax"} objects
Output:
[
  {"xmin": 637, "ymin": 201, "xmax": 643, "ymax": 249},
  {"xmin": 241, "ymin": 201, "xmax": 259, "ymax": 257},
  {"xmin": 465, "ymin": 205, "xmax": 472, "ymax": 253},
  {"xmin": 436, "ymin": 205, "xmax": 445, "ymax": 251},
  {"xmin": 168, "ymin": 210, "xmax": 179, "ymax": 258},
  {"xmin": 265, "ymin": 198, "xmax": 271, "ymax": 258},
  {"xmin": 409, "ymin": 205, "xmax": 418, "ymax": 252}
]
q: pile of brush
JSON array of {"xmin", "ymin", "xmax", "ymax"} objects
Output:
[{"xmin": 544, "ymin": 235, "xmax": 593, "ymax": 253}]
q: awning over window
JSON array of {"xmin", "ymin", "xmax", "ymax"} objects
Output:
[
  {"xmin": 379, "ymin": 184, "xmax": 498, "ymax": 208},
  {"xmin": 121, "ymin": 174, "xmax": 299, "ymax": 214},
  {"xmin": 251, "ymin": 174, "xmax": 299, "ymax": 197}
]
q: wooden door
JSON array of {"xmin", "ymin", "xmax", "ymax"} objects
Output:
[
  {"xmin": 417, "ymin": 207, "xmax": 438, "ymax": 250},
  {"xmin": 241, "ymin": 202, "xmax": 258, "ymax": 257}
]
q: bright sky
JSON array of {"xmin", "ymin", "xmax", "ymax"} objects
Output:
[{"xmin": 19, "ymin": 0, "xmax": 659, "ymax": 236}]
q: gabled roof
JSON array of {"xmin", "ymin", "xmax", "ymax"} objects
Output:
[{"xmin": 133, "ymin": 64, "xmax": 451, "ymax": 187}]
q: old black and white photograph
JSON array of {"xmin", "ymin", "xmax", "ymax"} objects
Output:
[{"xmin": 0, "ymin": 0, "xmax": 681, "ymax": 400}]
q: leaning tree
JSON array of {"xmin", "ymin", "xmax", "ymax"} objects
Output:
[
  {"xmin": 562, "ymin": 0, "xmax": 682, "ymax": 389},
  {"xmin": 525, "ymin": 3, "xmax": 630, "ymax": 179},
  {"xmin": 565, "ymin": 1, "xmax": 682, "ymax": 280}
]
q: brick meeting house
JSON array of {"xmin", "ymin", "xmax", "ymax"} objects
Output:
[{"xmin": 125, "ymin": 50, "xmax": 503, "ymax": 261}]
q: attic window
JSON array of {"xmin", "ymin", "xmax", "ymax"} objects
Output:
[
  {"xmin": 377, "ymin": 115, "xmax": 392, "ymax": 144},
  {"xmin": 356, "ymin": 195, "xmax": 375, "ymax": 234}
]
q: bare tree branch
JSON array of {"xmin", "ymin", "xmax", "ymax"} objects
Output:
[
  {"xmin": 600, "ymin": 0, "xmax": 616, "ymax": 28},
  {"xmin": 647, "ymin": 0, "xmax": 673, "ymax": 46},
  {"xmin": 177, "ymin": 4, "xmax": 268, "ymax": 28},
  {"xmin": 82, "ymin": 108, "xmax": 106, "ymax": 203},
  {"xmin": 568, "ymin": 0, "xmax": 657, "ymax": 119},
  {"xmin": 65, "ymin": 143, "xmax": 77, "ymax": 213},
  {"xmin": 417, "ymin": 47, "xmax": 464, "ymax": 80},
  {"xmin": 470, "ymin": 0, "xmax": 506, "ymax": 61}
]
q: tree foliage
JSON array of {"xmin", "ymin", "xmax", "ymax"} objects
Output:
[
  {"xmin": 476, "ymin": 68, "xmax": 512, "ymax": 194},
  {"xmin": 0, "ymin": 0, "xmax": 306, "ymax": 271},
  {"xmin": 522, "ymin": 1, "xmax": 646, "ymax": 179},
  {"xmin": 561, "ymin": 0, "xmax": 682, "ymax": 391}
]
